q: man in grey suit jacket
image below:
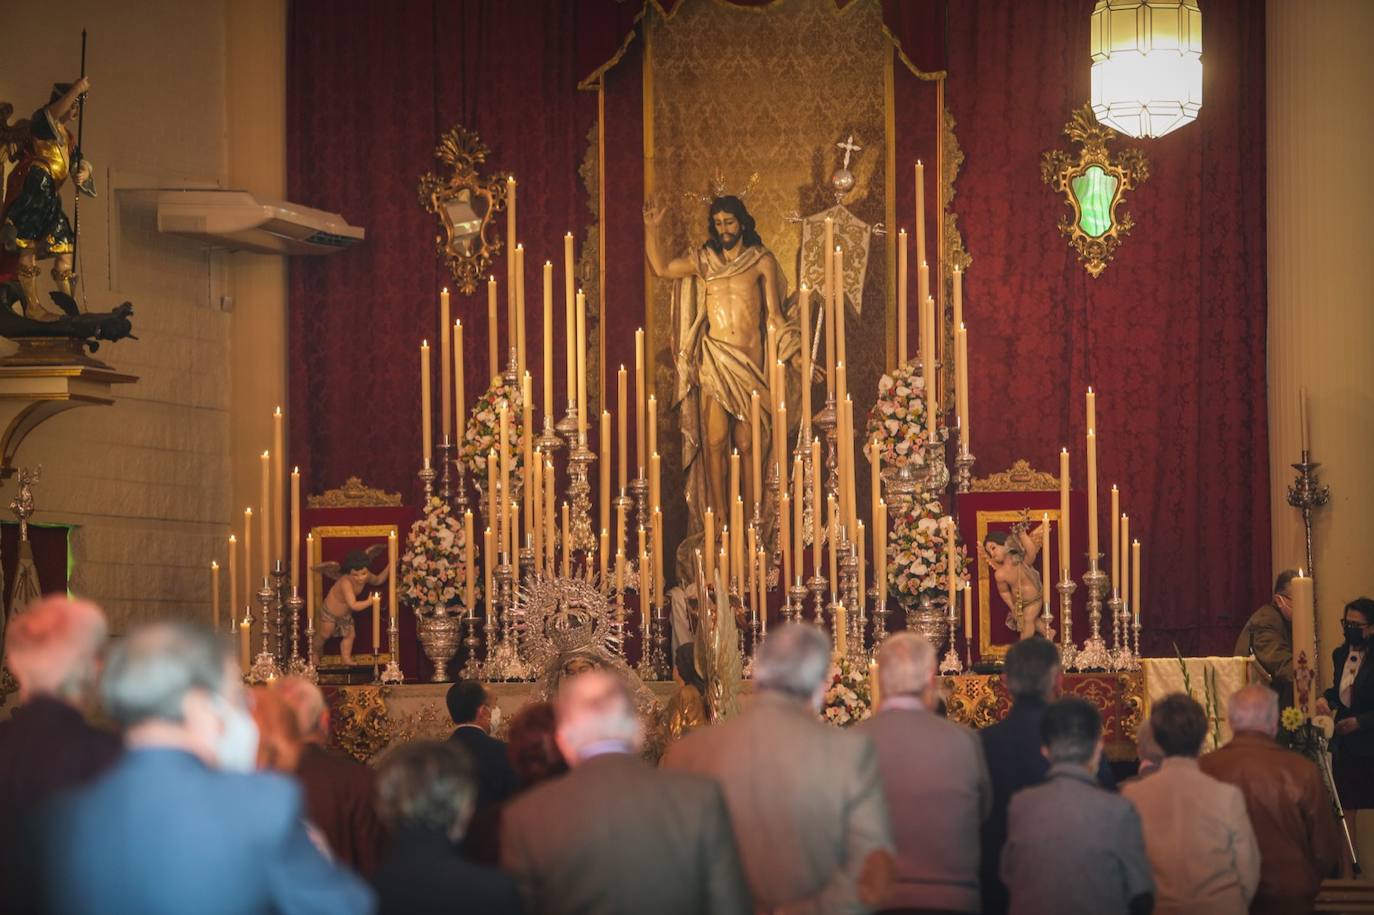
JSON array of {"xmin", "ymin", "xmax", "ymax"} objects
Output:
[
  {"xmin": 857, "ymin": 633, "xmax": 991, "ymax": 914},
  {"xmin": 662, "ymin": 623, "xmax": 895, "ymax": 914},
  {"xmin": 502, "ymin": 670, "xmax": 750, "ymax": 914}
]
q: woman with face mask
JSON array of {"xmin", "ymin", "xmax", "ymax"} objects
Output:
[{"xmin": 1318, "ymin": 598, "xmax": 1374, "ymax": 844}]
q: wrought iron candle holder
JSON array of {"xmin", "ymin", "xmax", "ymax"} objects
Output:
[
  {"xmin": 1075, "ymin": 556, "xmax": 1111, "ymax": 671},
  {"xmin": 1287, "ymin": 451, "xmax": 1331, "ymax": 657}
]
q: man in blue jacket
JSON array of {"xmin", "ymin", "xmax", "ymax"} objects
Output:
[{"xmin": 37, "ymin": 621, "xmax": 374, "ymax": 915}]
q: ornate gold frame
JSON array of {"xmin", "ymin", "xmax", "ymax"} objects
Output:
[
  {"xmin": 1041, "ymin": 104, "xmax": 1149, "ymax": 278},
  {"xmin": 418, "ymin": 125, "xmax": 511, "ymax": 294},
  {"xmin": 976, "ymin": 508, "xmax": 1063, "ymax": 661},
  {"xmin": 309, "ymin": 523, "xmax": 397, "ymax": 668}
]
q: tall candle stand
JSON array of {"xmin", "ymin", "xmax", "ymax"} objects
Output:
[
  {"xmin": 1132, "ymin": 612, "xmax": 1142, "ymax": 662},
  {"xmin": 765, "ymin": 463, "xmax": 783, "ymax": 588},
  {"xmin": 250, "ymin": 579, "xmax": 282, "ymax": 683},
  {"xmin": 839, "ymin": 534, "xmax": 865, "ymax": 664},
  {"xmin": 872, "ymin": 590, "xmax": 889, "ymax": 646},
  {"xmin": 955, "ymin": 449, "xmax": 976, "ymax": 494},
  {"xmin": 636, "ymin": 603, "xmax": 658, "ymax": 680},
  {"xmin": 485, "ymin": 557, "xmax": 516, "ymax": 680},
  {"xmin": 567, "ymin": 435, "xmax": 597, "ymax": 552},
  {"xmin": 452, "ymin": 455, "xmax": 469, "ymax": 515},
  {"xmin": 459, "ymin": 609, "xmax": 484, "ymax": 680},
  {"xmin": 537, "ymin": 413, "xmax": 565, "ymax": 457},
  {"xmin": 939, "ymin": 606, "xmax": 963, "ymax": 674},
  {"xmin": 1075, "ymin": 556, "xmax": 1111, "ymax": 670},
  {"xmin": 1287, "ymin": 451, "xmax": 1330, "ymax": 659},
  {"xmin": 286, "ymin": 588, "xmax": 309, "ymax": 677},
  {"xmin": 380, "ymin": 615, "xmax": 404, "ymax": 684},
  {"xmin": 502, "ymin": 347, "xmax": 520, "ymax": 388},
  {"xmin": 436, "ymin": 439, "xmax": 455, "ymax": 503},
  {"xmin": 796, "ymin": 429, "xmax": 815, "ymax": 550},
  {"xmin": 1057, "ymin": 577, "xmax": 1079, "ymax": 672}
]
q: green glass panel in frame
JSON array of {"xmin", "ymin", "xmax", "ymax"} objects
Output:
[{"xmin": 1071, "ymin": 165, "xmax": 1118, "ymax": 238}]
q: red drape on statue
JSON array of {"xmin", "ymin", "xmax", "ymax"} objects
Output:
[{"xmin": 945, "ymin": 0, "xmax": 1269, "ymax": 656}]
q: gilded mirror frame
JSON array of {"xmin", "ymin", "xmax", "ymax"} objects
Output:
[
  {"xmin": 418, "ymin": 125, "xmax": 511, "ymax": 294},
  {"xmin": 1041, "ymin": 104, "xmax": 1150, "ymax": 278}
]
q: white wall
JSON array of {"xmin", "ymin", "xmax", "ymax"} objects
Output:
[{"xmin": 0, "ymin": 0, "xmax": 288, "ymax": 630}]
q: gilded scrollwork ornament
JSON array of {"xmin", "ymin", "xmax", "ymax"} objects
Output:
[
  {"xmin": 418, "ymin": 125, "xmax": 510, "ymax": 295},
  {"xmin": 1041, "ymin": 104, "xmax": 1150, "ymax": 278}
]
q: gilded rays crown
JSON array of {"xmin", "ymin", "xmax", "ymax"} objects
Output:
[{"xmin": 682, "ymin": 169, "xmax": 760, "ymax": 206}]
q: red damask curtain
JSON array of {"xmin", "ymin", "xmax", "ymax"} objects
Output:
[{"xmin": 946, "ymin": 0, "xmax": 1269, "ymax": 655}]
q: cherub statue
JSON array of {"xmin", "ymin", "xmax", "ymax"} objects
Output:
[
  {"xmin": 983, "ymin": 511, "xmax": 1053, "ymax": 641},
  {"xmin": 310, "ymin": 545, "xmax": 389, "ymax": 664}
]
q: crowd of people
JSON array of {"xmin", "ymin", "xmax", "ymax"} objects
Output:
[{"xmin": 0, "ymin": 591, "xmax": 1369, "ymax": 914}]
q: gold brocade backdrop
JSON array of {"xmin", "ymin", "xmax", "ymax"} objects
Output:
[{"xmin": 647, "ymin": 0, "xmax": 890, "ymax": 578}]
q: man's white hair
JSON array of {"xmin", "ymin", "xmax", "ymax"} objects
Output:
[
  {"xmin": 876, "ymin": 632, "xmax": 936, "ymax": 698},
  {"xmin": 753, "ymin": 623, "xmax": 832, "ymax": 699},
  {"xmin": 555, "ymin": 670, "xmax": 642, "ymax": 763},
  {"xmin": 1227, "ymin": 684, "xmax": 1279, "ymax": 736}
]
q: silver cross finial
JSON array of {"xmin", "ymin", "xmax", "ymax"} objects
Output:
[{"xmin": 836, "ymin": 135, "xmax": 862, "ymax": 171}]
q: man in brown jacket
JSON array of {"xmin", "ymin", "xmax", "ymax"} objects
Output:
[
  {"xmin": 1200, "ymin": 685, "xmax": 1342, "ymax": 915},
  {"xmin": 1235, "ymin": 570, "xmax": 1298, "ymax": 707},
  {"xmin": 276, "ymin": 676, "xmax": 385, "ymax": 876}
]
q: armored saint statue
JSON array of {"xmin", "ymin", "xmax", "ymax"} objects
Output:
[{"xmin": 644, "ymin": 195, "xmax": 800, "ymax": 550}]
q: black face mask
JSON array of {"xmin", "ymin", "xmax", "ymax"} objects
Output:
[{"xmin": 1345, "ymin": 623, "xmax": 1368, "ymax": 647}]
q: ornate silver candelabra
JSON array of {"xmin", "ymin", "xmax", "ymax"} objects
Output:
[
  {"xmin": 418, "ymin": 461, "xmax": 437, "ymax": 502},
  {"xmin": 286, "ymin": 588, "xmax": 310, "ymax": 678},
  {"xmin": 1075, "ymin": 556, "xmax": 1111, "ymax": 670},
  {"xmin": 939, "ymin": 603, "xmax": 963, "ymax": 674},
  {"xmin": 459, "ymin": 609, "xmax": 483, "ymax": 680},
  {"xmin": 300, "ymin": 588, "xmax": 318, "ymax": 683},
  {"xmin": 955, "ymin": 449, "xmax": 977, "ymax": 494}
]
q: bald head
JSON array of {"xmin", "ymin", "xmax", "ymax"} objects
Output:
[
  {"xmin": 876, "ymin": 632, "xmax": 936, "ymax": 700},
  {"xmin": 275, "ymin": 676, "xmax": 328, "ymax": 742},
  {"xmin": 1227, "ymin": 685, "xmax": 1279, "ymax": 737},
  {"xmin": 4, "ymin": 595, "xmax": 108, "ymax": 705},
  {"xmin": 555, "ymin": 670, "xmax": 642, "ymax": 763}
]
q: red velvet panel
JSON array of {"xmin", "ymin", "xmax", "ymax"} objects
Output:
[{"xmin": 946, "ymin": 0, "xmax": 1269, "ymax": 656}]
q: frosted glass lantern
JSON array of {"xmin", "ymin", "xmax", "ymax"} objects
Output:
[{"xmin": 1090, "ymin": 0, "xmax": 1203, "ymax": 139}]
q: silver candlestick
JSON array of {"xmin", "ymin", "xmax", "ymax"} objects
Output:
[
  {"xmin": 955, "ymin": 449, "xmax": 976, "ymax": 494},
  {"xmin": 815, "ymin": 395, "xmax": 839, "ymax": 509},
  {"xmin": 1076, "ymin": 556, "xmax": 1111, "ymax": 670},
  {"xmin": 1107, "ymin": 594, "xmax": 1125, "ymax": 670},
  {"xmin": 250, "ymin": 579, "xmax": 281, "ymax": 683},
  {"xmin": 808, "ymin": 571, "xmax": 828, "ymax": 620},
  {"xmin": 418, "ymin": 462, "xmax": 437, "ymax": 503},
  {"xmin": 459, "ymin": 609, "xmax": 483, "ymax": 680},
  {"xmin": 300, "ymin": 589, "xmax": 318, "ymax": 683},
  {"xmin": 452, "ymin": 453, "xmax": 469, "ymax": 514},
  {"xmin": 286, "ymin": 589, "xmax": 309, "ymax": 677},
  {"xmin": 1115, "ymin": 598, "xmax": 1138, "ymax": 671},
  {"xmin": 787, "ymin": 579, "xmax": 808, "ymax": 624},
  {"xmin": 567, "ymin": 435, "xmax": 597, "ymax": 552},
  {"xmin": 1057, "ymin": 577, "xmax": 1079, "ymax": 672},
  {"xmin": 380, "ymin": 613, "xmax": 404, "ymax": 684},
  {"xmin": 536, "ymin": 413, "xmax": 565, "ymax": 456},
  {"xmin": 923, "ymin": 439, "xmax": 950, "ymax": 504},
  {"xmin": 939, "ymin": 605, "xmax": 963, "ymax": 674},
  {"xmin": 436, "ymin": 439, "xmax": 455, "ymax": 503}
]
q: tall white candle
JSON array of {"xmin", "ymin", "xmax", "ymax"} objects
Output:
[
  {"xmin": 898, "ymin": 229, "xmax": 909, "ymax": 365},
  {"xmin": 420, "ymin": 341, "xmax": 432, "ymax": 466},
  {"xmin": 440, "ymin": 288, "xmax": 452, "ymax": 438}
]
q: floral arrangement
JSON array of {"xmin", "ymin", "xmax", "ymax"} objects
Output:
[
  {"xmin": 400, "ymin": 497, "xmax": 476, "ymax": 614},
  {"xmin": 821, "ymin": 655, "xmax": 873, "ymax": 727},
  {"xmin": 886, "ymin": 497, "xmax": 971, "ymax": 603},
  {"xmin": 865, "ymin": 360, "xmax": 947, "ymax": 469},
  {"xmin": 460, "ymin": 377, "xmax": 525, "ymax": 484}
]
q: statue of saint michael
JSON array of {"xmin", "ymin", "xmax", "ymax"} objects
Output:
[{"xmin": 644, "ymin": 195, "xmax": 800, "ymax": 565}]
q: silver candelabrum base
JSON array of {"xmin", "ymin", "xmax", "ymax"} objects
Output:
[{"xmin": 1075, "ymin": 562, "xmax": 1111, "ymax": 670}]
